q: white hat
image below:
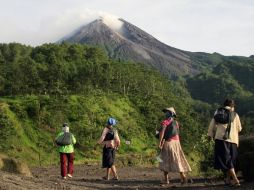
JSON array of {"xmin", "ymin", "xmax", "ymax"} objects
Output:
[
  {"xmin": 162, "ymin": 107, "xmax": 176, "ymax": 115},
  {"xmin": 62, "ymin": 123, "xmax": 69, "ymax": 132}
]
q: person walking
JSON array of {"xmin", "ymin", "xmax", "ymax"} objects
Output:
[
  {"xmin": 55, "ymin": 123, "xmax": 76, "ymax": 179},
  {"xmin": 208, "ymin": 99, "xmax": 242, "ymax": 186},
  {"xmin": 158, "ymin": 107, "xmax": 191, "ymax": 186},
  {"xmin": 97, "ymin": 117, "xmax": 120, "ymax": 180}
]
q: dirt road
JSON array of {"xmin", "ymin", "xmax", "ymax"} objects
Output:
[{"xmin": 0, "ymin": 164, "xmax": 253, "ymax": 190}]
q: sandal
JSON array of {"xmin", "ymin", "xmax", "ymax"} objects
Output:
[
  {"xmin": 230, "ymin": 181, "xmax": 241, "ymax": 187},
  {"xmin": 112, "ymin": 176, "xmax": 119, "ymax": 180},
  {"xmin": 102, "ymin": 176, "xmax": 109, "ymax": 180}
]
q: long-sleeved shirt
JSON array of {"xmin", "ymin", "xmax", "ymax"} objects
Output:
[
  {"xmin": 208, "ymin": 106, "xmax": 242, "ymax": 146},
  {"xmin": 98, "ymin": 127, "xmax": 120, "ymax": 148}
]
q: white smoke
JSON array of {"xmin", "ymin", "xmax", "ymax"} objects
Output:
[
  {"xmin": 0, "ymin": 8, "xmax": 123, "ymax": 46},
  {"xmin": 36, "ymin": 10, "xmax": 119, "ymax": 45},
  {"xmin": 40, "ymin": 10, "xmax": 126, "ymax": 45},
  {"xmin": 56, "ymin": 11, "xmax": 125, "ymax": 43},
  {"xmin": 100, "ymin": 14, "xmax": 123, "ymax": 34},
  {"xmin": 1, "ymin": 0, "xmax": 253, "ymax": 56}
]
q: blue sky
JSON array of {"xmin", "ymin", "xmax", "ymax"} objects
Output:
[{"xmin": 0, "ymin": 0, "xmax": 254, "ymax": 56}]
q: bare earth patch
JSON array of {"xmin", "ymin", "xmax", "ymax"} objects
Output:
[{"xmin": 0, "ymin": 164, "xmax": 253, "ymax": 190}]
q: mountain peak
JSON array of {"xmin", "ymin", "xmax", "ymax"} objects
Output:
[
  {"xmin": 59, "ymin": 17, "xmax": 201, "ymax": 77},
  {"xmin": 77, "ymin": 16, "xmax": 125, "ymax": 38},
  {"xmin": 98, "ymin": 15, "xmax": 124, "ymax": 33}
]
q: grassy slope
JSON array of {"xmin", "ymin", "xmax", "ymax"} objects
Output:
[{"xmin": 0, "ymin": 93, "xmax": 160, "ymax": 166}]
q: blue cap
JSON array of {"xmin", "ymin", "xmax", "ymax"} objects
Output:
[{"xmin": 107, "ymin": 117, "xmax": 117, "ymax": 126}]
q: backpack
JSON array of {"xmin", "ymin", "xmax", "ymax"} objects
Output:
[
  {"xmin": 223, "ymin": 111, "xmax": 236, "ymax": 140},
  {"xmin": 55, "ymin": 132, "xmax": 73, "ymax": 146},
  {"xmin": 214, "ymin": 107, "xmax": 230, "ymax": 124},
  {"xmin": 163, "ymin": 119, "xmax": 179, "ymax": 140},
  {"xmin": 104, "ymin": 129, "xmax": 116, "ymax": 141}
]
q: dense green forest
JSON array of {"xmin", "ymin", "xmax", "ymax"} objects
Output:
[
  {"xmin": 186, "ymin": 59, "xmax": 254, "ymax": 134},
  {"xmin": 0, "ymin": 43, "xmax": 253, "ymax": 175}
]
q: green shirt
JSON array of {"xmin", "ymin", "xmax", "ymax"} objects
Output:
[{"xmin": 56, "ymin": 132, "xmax": 76, "ymax": 153}]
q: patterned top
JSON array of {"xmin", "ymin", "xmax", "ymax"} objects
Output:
[{"xmin": 160, "ymin": 118, "xmax": 180, "ymax": 141}]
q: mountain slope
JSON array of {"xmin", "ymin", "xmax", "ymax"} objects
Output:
[
  {"xmin": 186, "ymin": 60, "xmax": 254, "ymax": 117},
  {"xmin": 59, "ymin": 17, "xmax": 203, "ymax": 78},
  {"xmin": 0, "ymin": 43, "xmax": 208, "ymax": 168}
]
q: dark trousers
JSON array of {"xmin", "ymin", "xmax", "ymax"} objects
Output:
[
  {"xmin": 214, "ymin": 139, "xmax": 237, "ymax": 172},
  {"xmin": 60, "ymin": 152, "xmax": 74, "ymax": 177}
]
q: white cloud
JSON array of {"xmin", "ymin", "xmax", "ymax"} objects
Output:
[
  {"xmin": 101, "ymin": 14, "xmax": 123, "ymax": 32},
  {"xmin": 0, "ymin": 0, "xmax": 253, "ymax": 56}
]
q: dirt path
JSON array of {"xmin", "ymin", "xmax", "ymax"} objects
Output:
[{"xmin": 0, "ymin": 164, "xmax": 253, "ymax": 190}]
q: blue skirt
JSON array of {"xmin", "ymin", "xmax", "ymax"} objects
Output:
[{"xmin": 214, "ymin": 139, "xmax": 238, "ymax": 171}]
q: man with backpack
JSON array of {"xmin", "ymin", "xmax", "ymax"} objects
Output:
[
  {"xmin": 208, "ymin": 99, "xmax": 242, "ymax": 186},
  {"xmin": 55, "ymin": 123, "xmax": 76, "ymax": 179}
]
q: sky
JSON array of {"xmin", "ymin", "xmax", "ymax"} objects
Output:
[{"xmin": 0, "ymin": 0, "xmax": 254, "ymax": 56}]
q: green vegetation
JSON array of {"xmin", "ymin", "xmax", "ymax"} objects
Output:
[
  {"xmin": 0, "ymin": 43, "xmax": 207, "ymax": 170},
  {"xmin": 238, "ymin": 136, "xmax": 254, "ymax": 181},
  {"xmin": 186, "ymin": 59, "xmax": 254, "ymax": 134},
  {"xmin": 0, "ymin": 43, "xmax": 253, "ymax": 177}
]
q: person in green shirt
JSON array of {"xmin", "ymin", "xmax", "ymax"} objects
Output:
[{"xmin": 55, "ymin": 123, "xmax": 76, "ymax": 179}]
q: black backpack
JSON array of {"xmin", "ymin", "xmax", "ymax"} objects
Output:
[
  {"xmin": 214, "ymin": 107, "xmax": 230, "ymax": 124},
  {"xmin": 104, "ymin": 129, "xmax": 116, "ymax": 141},
  {"xmin": 55, "ymin": 132, "xmax": 73, "ymax": 146}
]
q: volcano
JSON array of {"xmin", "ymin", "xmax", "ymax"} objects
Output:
[{"xmin": 59, "ymin": 16, "xmax": 204, "ymax": 78}]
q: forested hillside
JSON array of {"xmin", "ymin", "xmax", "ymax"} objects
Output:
[
  {"xmin": 186, "ymin": 58, "xmax": 254, "ymax": 134},
  {"xmin": 1, "ymin": 43, "xmax": 253, "ymax": 177},
  {"xmin": 0, "ymin": 43, "xmax": 214, "ymax": 174}
]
